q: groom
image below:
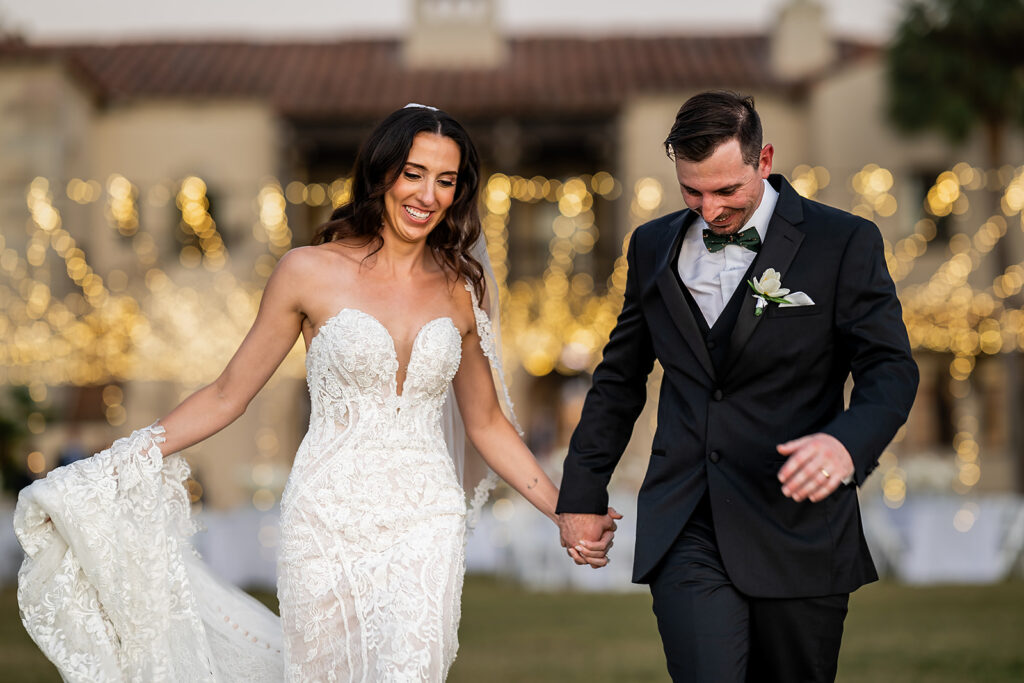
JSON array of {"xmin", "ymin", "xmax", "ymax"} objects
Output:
[{"xmin": 557, "ymin": 92, "xmax": 918, "ymax": 682}]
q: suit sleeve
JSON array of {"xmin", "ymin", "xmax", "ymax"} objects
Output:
[
  {"xmin": 556, "ymin": 229, "xmax": 657, "ymax": 514},
  {"xmin": 822, "ymin": 220, "xmax": 919, "ymax": 484}
]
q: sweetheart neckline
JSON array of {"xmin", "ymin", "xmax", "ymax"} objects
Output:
[{"xmin": 307, "ymin": 308, "xmax": 459, "ymax": 398}]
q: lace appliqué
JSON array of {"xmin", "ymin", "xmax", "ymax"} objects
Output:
[{"xmin": 14, "ymin": 424, "xmax": 284, "ymax": 682}]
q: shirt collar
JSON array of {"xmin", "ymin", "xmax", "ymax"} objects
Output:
[
  {"xmin": 748, "ymin": 178, "xmax": 778, "ymax": 243},
  {"xmin": 688, "ymin": 178, "xmax": 779, "ymax": 246}
]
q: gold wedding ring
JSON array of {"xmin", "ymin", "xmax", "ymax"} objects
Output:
[{"xmin": 820, "ymin": 468, "xmax": 831, "ymax": 479}]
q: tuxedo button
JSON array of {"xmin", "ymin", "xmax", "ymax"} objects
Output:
[
  {"xmin": 709, "ymin": 451, "xmax": 721, "ymax": 464},
  {"xmin": 706, "ymin": 340, "xmax": 717, "ymax": 350},
  {"xmin": 712, "ymin": 389, "xmax": 723, "ymax": 401}
]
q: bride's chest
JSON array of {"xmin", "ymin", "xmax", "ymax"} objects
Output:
[{"xmin": 306, "ymin": 309, "xmax": 463, "ymax": 399}]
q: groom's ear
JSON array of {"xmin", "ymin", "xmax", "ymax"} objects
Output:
[{"xmin": 758, "ymin": 144, "xmax": 774, "ymax": 178}]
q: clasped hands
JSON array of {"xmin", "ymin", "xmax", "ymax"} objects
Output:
[{"xmin": 557, "ymin": 508, "xmax": 622, "ymax": 568}]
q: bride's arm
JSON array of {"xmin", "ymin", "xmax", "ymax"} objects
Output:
[
  {"xmin": 154, "ymin": 249, "xmax": 309, "ymax": 455},
  {"xmin": 452, "ymin": 338, "xmax": 558, "ymax": 522},
  {"xmin": 452, "ymin": 326, "xmax": 616, "ymax": 566}
]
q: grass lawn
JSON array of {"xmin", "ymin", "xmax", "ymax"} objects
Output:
[{"xmin": 2, "ymin": 578, "xmax": 1022, "ymax": 682}]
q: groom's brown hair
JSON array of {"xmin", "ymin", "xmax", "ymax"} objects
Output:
[{"xmin": 664, "ymin": 91, "xmax": 763, "ymax": 167}]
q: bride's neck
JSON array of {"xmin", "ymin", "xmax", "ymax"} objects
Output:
[{"xmin": 367, "ymin": 233, "xmax": 434, "ymax": 278}]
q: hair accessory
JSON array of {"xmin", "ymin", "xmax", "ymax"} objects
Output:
[{"xmin": 403, "ymin": 102, "xmax": 439, "ymax": 111}]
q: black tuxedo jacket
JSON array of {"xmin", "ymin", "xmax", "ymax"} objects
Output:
[{"xmin": 557, "ymin": 175, "xmax": 919, "ymax": 597}]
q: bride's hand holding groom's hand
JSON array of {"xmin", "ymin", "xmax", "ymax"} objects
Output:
[{"xmin": 558, "ymin": 507, "xmax": 623, "ymax": 568}]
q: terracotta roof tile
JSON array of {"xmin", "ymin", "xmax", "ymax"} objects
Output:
[{"xmin": 0, "ymin": 35, "xmax": 878, "ymax": 118}]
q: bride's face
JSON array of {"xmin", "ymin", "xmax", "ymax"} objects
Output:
[{"xmin": 382, "ymin": 132, "xmax": 461, "ymax": 244}]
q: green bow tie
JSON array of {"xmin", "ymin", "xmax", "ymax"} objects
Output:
[{"xmin": 702, "ymin": 227, "xmax": 761, "ymax": 253}]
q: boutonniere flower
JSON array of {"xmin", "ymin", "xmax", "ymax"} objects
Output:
[{"xmin": 747, "ymin": 268, "xmax": 815, "ymax": 316}]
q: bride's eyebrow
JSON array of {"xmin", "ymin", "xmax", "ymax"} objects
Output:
[{"xmin": 405, "ymin": 161, "xmax": 458, "ymax": 177}]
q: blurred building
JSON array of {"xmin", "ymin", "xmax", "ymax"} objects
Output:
[{"xmin": 1, "ymin": 0, "xmax": 1022, "ymax": 510}]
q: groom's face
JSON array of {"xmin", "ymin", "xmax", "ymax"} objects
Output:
[{"xmin": 675, "ymin": 138, "xmax": 773, "ymax": 235}]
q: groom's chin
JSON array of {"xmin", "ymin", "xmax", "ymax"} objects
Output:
[{"xmin": 705, "ymin": 223, "xmax": 740, "ymax": 235}]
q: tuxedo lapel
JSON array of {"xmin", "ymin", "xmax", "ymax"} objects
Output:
[
  {"xmin": 654, "ymin": 211, "xmax": 717, "ymax": 382},
  {"xmin": 726, "ymin": 177, "xmax": 806, "ymax": 376}
]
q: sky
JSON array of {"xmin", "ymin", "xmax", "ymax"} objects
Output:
[{"xmin": 0, "ymin": 0, "xmax": 904, "ymax": 43}]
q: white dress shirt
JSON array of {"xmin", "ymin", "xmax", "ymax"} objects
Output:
[{"xmin": 677, "ymin": 179, "xmax": 779, "ymax": 327}]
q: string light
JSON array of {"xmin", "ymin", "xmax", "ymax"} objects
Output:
[
  {"xmin": 255, "ymin": 181, "xmax": 293, "ymax": 262},
  {"xmin": 177, "ymin": 176, "xmax": 228, "ymax": 271},
  {"xmin": 851, "ymin": 163, "xmax": 899, "ymax": 219},
  {"xmin": 107, "ymin": 174, "xmax": 139, "ymax": 236},
  {"xmin": 790, "ymin": 164, "xmax": 830, "ymax": 200}
]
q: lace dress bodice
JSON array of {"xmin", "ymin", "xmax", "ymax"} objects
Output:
[{"xmin": 293, "ymin": 309, "xmax": 461, "ymax": 483}]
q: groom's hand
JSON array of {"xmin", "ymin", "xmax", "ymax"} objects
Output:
[
  {"xmin": 558, "ymin": 508, "xmax": 623, "ymax": 568},
  {"xmin": 777, "ymin": 433, "xmax": 854, "ymax": 503}
]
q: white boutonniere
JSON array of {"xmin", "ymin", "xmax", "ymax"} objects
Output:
[{"xmin": 747, "ymin": 268, "xmax": 815, "ymax": 317}]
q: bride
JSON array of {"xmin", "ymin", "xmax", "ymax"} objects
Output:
[{"xmin": 15, "ymin": 104, "xmax": 620, "ymax": 682}]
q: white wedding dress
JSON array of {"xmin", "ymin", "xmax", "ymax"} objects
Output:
[{"xmin": 15, "ymin": 283, "xmax": 512, "ymax": 682}]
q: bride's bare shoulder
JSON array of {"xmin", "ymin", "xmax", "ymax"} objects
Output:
[
  {"xmin": 266, "ymin": 245, "xmax": 359, "ymax": 323},
  {"xmin": 273, "ymin": 242, "xmax": 361, "ymax": 281}
]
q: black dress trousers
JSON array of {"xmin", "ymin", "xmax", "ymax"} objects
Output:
[{"xmin": 649, "ymin": 494, "xmax": 849, "ymax": 683}]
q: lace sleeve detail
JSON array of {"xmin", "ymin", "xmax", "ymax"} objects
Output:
[
  {"xmin": 465, "ymin": 471, "xmax": 499, "ymax": 532},
  {"xmin": 465, "ymin": 281, "xmax": 523, "ymax": 435}
]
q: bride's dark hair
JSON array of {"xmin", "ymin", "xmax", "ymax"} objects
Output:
[{"xmin": 313, "ymin": 106, "xmax": 485, "ymax": 301}]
